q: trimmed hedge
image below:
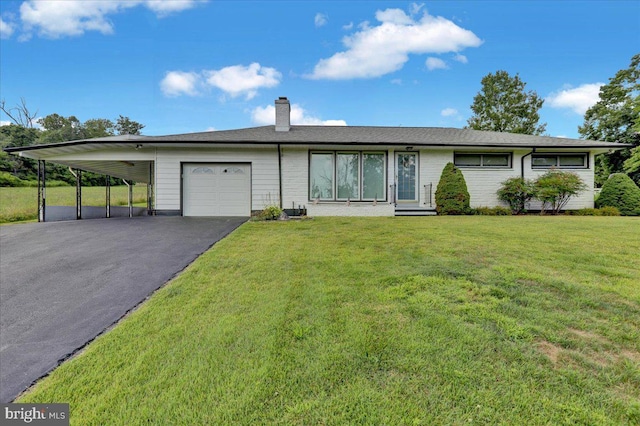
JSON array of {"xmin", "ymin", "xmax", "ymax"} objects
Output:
[
  {"xmin": 435, "ymin": 163, "xmax": 470, "ymax": 215},
  {"xmin": 472, "ymin": 206, "xmax": 512, "ymax": 216},
  {"xmin": 564, "ymin": 207, "xmax": 621, "ymax": 216},
  {"xmin": 595, "ymin": 173, "xmax": 640, "ymax": 216}
]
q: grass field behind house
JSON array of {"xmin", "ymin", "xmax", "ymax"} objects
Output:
[
  {"xmin": 18, "ymin": 217, "xmax": 640, "ymax": 425},
  {"xmin": 0, "ymin": 186, "xmax": 147, "ymax": 223}
]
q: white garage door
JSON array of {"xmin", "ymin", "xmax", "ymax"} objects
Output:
[{"xmin": 183, "ymin": 163, "xmax": 251, "ymax": 216}]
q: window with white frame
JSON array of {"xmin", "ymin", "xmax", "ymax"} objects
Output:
[
  {"xmin": 310, "ymin": 152, "xmax": 386, "ymax": 201},
  {"xmin": 531, "ymin": 153, "xmax": 588, "ymax": 169},
  {"xmin": 454, "ymin": 152, "xmax": 512, "ymax": 168}
]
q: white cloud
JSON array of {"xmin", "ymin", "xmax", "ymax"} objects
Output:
[
  {"xmin": 546, "ymin": 83, "xmax": 603, "ymax": 115},
  {"xmin": 441, "ymin": 108, "xmax": 458, "ymax": 117},
  {"xmin": 342, "ymin": 22, "xmax": 353, "ymax": 30},
  {"xmin": 410, "ymin": 3, "xmax": 425, "ymax": 16},
  {"xmin": 307, "ymin": 7, "xmax": 482, "ymax": 79},
  {"xmin": 376, "ymin": 8, "xmax": 414, "ymax": 25},
  {"xmin": 18, "ymin": 0, "xmax": 205, "ymax": 39},
  {"xmin": 160, "ymin": 63, "xmax": 281, "ymax": 99},
  {"xmin": 315, "ymin": 13, "xmax": 328, "ymax": 28},
  {"xmin": 426, "ymin": 57, "xmax": 447, "ymax": 70},
  {"xmin": 453, "ymin": 53, "xmax": 468, "ymax": 63},
  {"xmin": 391, "ymin": 78, "xmax": 402, "ymax": 85},
  {"xmin": 204, "ymin": 63, "xmax": 281, "ymax": 100},
  {"xmin": 252, "ymin": 104, "xmax": 347, "ymax": 126},
  {"xmin": 145, "ymin": 0, "xmax": 205, "ymax": 17},
  {"xmin": 0, "ymin": 17, "xmax": 16, "ymax": 38},
  {"xmin": 1, "ymin": 120, "xmax": 12, "ymax": 127},
  {"xmin": 160, "ymin": 71, "xmax": 201, "ymax": 97}
]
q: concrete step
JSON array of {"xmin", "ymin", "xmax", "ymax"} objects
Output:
[{"xmin": 394, "ymin": 207, "xmax": 437, "ymax": 216}]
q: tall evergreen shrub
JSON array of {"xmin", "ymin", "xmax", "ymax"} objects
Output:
[
  {"xmin": 435, "ymin": 162, "xmax": 470, "ymax": 215},
  {"xmin": 595, "ymin": 173, "xmax": 640, "ymax": 216}
]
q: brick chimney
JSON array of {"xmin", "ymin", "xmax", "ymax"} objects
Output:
[{"xmin": 275, "ymin": 97, "xmax": 290, "ymax": 132}]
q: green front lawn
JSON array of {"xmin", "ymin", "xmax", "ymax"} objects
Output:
[{"xmin": 19, "ymin": 217, "xmax": 640, "ymax": 424}]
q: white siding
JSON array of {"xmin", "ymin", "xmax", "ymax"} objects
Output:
[
  {"xmin": 155, "ymin": 148, "xmax": 279, "ymax": 212},
  {"xmin": 419, "ymin": 150, "xmax": 452, "ymax": 207},
  {"xmin": 523, "ymin": 152, "xmax": 595, "ymax": 210},
  {"xmin": 281, "ymin": 147, "xmax": 308, "ymax": 210},
  {"xmin": 156, "ymin": 146, "xmax": 595, "ymax": 215}
]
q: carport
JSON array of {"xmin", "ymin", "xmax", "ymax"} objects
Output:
[{"xmin": 7, "ymin": 135, "xmax": 156, "ymax": 222}]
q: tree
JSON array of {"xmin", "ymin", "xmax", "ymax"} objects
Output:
[
  {"xmin": 84, "ymin": 118, "xmax": 115, "ymax": 138},
  {"xmin": 435, "ymin": 162, "xmax": 470, "ymax": 215},
  {"xmin": 0, "ymin": 124, "xmax": 40, "ymax": 179},
  {"xmin": 624, "ymin": 146, "xmax": 640, "ymax": 176},
  {"xmin": 534, "ymin": 170, "xmax": 587, "ymax": 214},
  {"xmin": 116, "ymin": 115, "xmax": 145, "ymax": 135},
  {"xmin": 38, "ymin": 114, "xmax": 84, "ymax": 143},
  {"xmin": 579, "ymin": 54, "xmax": 640, "ymax": 186},
  {"xmin": 0, "ymin": 98, "xmax": 38, "ymax": 128},
  {"xmin": 466, "ymin": 70, "xmax": 546, "ymax": 135}
]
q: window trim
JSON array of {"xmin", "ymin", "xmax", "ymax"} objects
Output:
[
  {"xmin": 454, "ymin": 152, "xmax": 513, "ymax": 168},
  {"xmin": 531, "ymin": 153, "xmax": 589, "ymax": 169},
  {"xmin": 309, "ymin": 151, "xmax": 388, "ymax": 202}
]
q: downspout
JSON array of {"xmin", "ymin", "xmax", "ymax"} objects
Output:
[
  {"xmin": 521, "ymin": 148, "xmax": 535, "ymax": 179},
  {"xmin": 277, "ymin": 144, "xmax": 283, "ymax": 209}
]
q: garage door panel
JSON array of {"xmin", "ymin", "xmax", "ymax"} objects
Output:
[{"xmin": 183, "ymin": 163, "xmax": 251, "ymax": 217}]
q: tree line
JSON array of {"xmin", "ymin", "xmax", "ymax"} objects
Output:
[{"xmin": 0, "ymin": 105, "xmax": 144, "ymax": 186}]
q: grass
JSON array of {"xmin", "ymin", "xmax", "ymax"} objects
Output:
[
  {"xmin": 0, "ymin": 186, "xmax": 147, "ymax": 223},
  {"xmin": 17, "ymin": 217, "xmax": 640, "ymax": 425}
]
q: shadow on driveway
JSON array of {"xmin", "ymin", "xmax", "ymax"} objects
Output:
[{"xmin": 0, "ymin": 216, "xmax": 246, "ymax": 402}]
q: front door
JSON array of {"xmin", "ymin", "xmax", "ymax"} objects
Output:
[{"xmin": 396, "ymin": 152, "xmax": 418, "ymax": 202}]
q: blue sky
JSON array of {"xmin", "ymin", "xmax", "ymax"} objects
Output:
[{"xmin": 1, "ymin": 1, "xmax": 638, "ymax": 138}]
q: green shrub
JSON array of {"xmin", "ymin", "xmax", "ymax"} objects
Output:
[
  {"xmin": 0, "ymin": 171, "xmax": 25, "ymax": 187},
  {"xmin": 0, "ymin": 172, "xmax": 71, "ymax": 188},
  {"xmin": 595, "ymin": 173, "xmax": 640, "ymax": 216},
  {"xmin": 473, "ymin": 206, "xmax": 512, "ymax": 216},
  {"xmin": 534, "ymin": 170, "xmax": 587, "ymax": 215},
  {"xmin": 497, "ymin": 176, "xmax": 536, "ymax": 214},
  {"xmin": 258, "ymin": 205, "xmax": 283, "ymax": 221},
  {"xmin": 564, "ymin": 207, "xmax": 621, "ymax": 216},
  {"xmin": 598, "ymin": 206, "xmax": 621, "ymax": 216},
  {"xmin": 435, "ymin": 163, "xmax": 470, "ymax": 215},
  {"xmin": 566, "ymin": 208, "xmax": 600, "ymax": 216}
]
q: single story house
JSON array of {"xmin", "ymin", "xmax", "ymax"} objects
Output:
[{"xmin": 5, "ymin": 97, "xmax": 631, "ymax": 218}]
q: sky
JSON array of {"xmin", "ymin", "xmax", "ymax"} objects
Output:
[{"xmin": 0, "ymin": 0, "xmax": 638, "ymax": 139}]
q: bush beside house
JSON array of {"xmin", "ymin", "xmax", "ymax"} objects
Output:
[
  {"xmin": 435, "ymin": 163, "xmax": 470, "ymax": 215},
  {"xmin": 497, "ymin": 177, "xmax": 536, "ymax": 214},
  {"xmin": 595, "ymin": 173, "xmax": 640, "ymax": 216},
  {"xmin": 534, "ymin": 170, "xmax": 587, "ymax": 215}
]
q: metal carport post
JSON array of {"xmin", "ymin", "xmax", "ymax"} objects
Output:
[{"xmin": 37, "ymin": 160, "xmax": 46, "ymax": 222}]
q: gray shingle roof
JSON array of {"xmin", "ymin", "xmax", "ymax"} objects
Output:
[
  {"xmin": 4, "ymin": 125, "xmax": 631, "ymax": 153},
  {"xmin": 148, "ymin": 125, "xmax": 627, "ymax": 148}
]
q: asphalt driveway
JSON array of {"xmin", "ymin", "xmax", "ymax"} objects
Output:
[{"xmin": 0, "ymin": 216, "xmax": 246, "ymax": 402}]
